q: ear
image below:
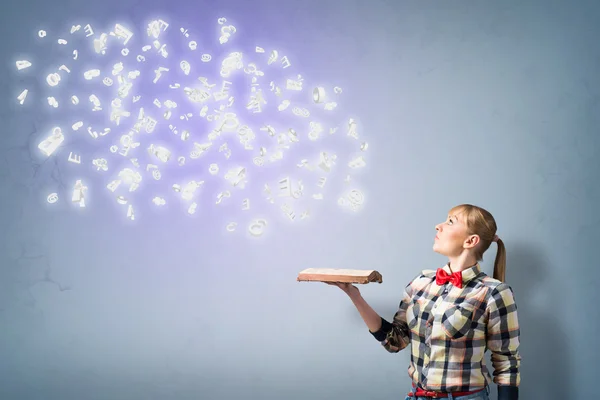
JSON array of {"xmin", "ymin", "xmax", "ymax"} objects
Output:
[{"xmin": 464, "ymin": 234, "xmax": 480, "ymax": 248}]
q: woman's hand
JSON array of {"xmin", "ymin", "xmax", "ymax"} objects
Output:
[{"xmin": 324, "ymin": 281, "xmax": 360, "ymax": 298}]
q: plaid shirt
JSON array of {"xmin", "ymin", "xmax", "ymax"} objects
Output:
[{"xmin": 370, "ymin": 263, "xmax": 520, "ymax": 392}]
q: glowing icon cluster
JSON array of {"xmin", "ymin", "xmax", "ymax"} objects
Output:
[{"xmin": 14, "ymin": 18, "xmax": 369, "ymax": 237}]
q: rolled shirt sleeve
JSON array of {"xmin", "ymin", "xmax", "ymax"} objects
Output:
[
  {"xmin": 486, "ymin": 283, "xmax": 521, "ymax": 387},
  {"xmin": 369, "ymin": 283, "xmax": 413, "ymax": 353}
]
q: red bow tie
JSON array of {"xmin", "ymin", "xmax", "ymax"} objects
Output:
[{"xmin": 436, "ymin": 268, "xmax": 463, "ymax": 288}]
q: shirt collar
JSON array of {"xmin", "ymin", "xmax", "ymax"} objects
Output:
[{"xmin": 442, "ymin": 262, "xmax": 481, "ymax": 285}]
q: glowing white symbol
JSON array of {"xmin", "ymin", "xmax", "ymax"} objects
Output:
[
  {"xmin": 72, "ymin": 180, "xmax": 88, "ymax": 208},
  {"xmin": 127, "ymin": 205, "xmax": 135, "ymax": 220},
  {"xmin": 281, "ymin": 203, "xmax": 296, "ymax": 220},
  {"xmin": 209, "ymin": 164, "xmax": 219, "ymax": 175},
  {"xmin": 47, "ymin": 193, "xmax": 58, "ymax": 204},
  {"xmin": 38, "ymin": 30, "xmax": 46, "ymax": 38},
  {"xmin": 16, "ymin": 60, "xmax": 31, "ymax": 70},
  {"xmin": 89, "ymin": 94, "xmax": 102, "ymax": 111},
  {"xmin": 286, "ymin": 78, "xmax": 303, "ymax": 91},
  {"xmin": 219, "ymin": 25, "xmax": 236, "ymax": 44},
  {"xmin": 253, "ymin": 156, "xmax": 264, "ymax": 166},
  {"xmin": 313, "ymin": 87, "xmax": 326, "ymax": 103},
  {"xmin": 248, "ymin": 219, "xmax": 267, "ymax": 237},
  {"xmin": 93, "ymin": 158, "xmax": 108, "ymax": 171},
  {"xmin": 246, "ymin": 90, "xmax": 266, "ymax": 113},
  {"xmin": 181, "ymin": 181, "xmax": 203, "ymax": 201},
  {"xmin": 68, "ymin": 152, "xmax": 81, "ymax": 164},
  {"xmin": 180, "ymin": 60, "xmax": 191, "ymax": 75},
  {"xmin": 224, "ymin": 167, "xmax": 247, "ymax": 187},
  {"xmin": 318, "ymin": 152, "xmax": 336, "ymax": 172},
  {"xmin": 216, "ymin": 191, "xmax": 231, "ymax": 205},
  {"xmin": 189, "ymin": 41, "xmax": 197, "ymax": 50},
  {"xmin": 46, "ymin": 73, "xmax": 60, "ymax": 87},
  {"xmin": 148, "ymin": 144, "xmax": 171, "ymax": 163},
  {"xmin": 153, "ymin": 197, "xmax": 166, "ymax": 206},
  {"xmin": 147, "ymin": 20, "xmax": 169, "ymax": 38},
  {"xmin": 226, "ymin": 222, "xmax": 237, "ymax": 232},
  {"xmin": 38, "ymin": 127, "xmax": 64, "ymax": 157},
  {"xmin": 70, "ymin": 25, "xmax": 81, "ymax": 33},
  {"xmin": 113, "ymin": 62, "xmax": 125, "ymax": 75},
  {"xmin": 346, "ymin": 189, "xmax": 365, "ymax": 211},
  {"xmin": 17, "ymin": 90, "xmax": 28, "ymax": 105},
  {"xmin": 268, "ymin": 50, "xmax": 278, "ymax": 65},
  {"xmin": 308, "ymin": 122, "xmax": 323, "ymax": 141},
  {"xmin": 153, "ymin": 66, "xmax": 169, "ymax": 83},
  {"xmin": 348, "ymin": 155, "xmax": 366, "ymax": 169},
  {"xmin": 348, "ymin": 118, "xmax": 358, "ymax": 139},
  {"xmin": 93, "ymin": 33, "xmax": 108, "ymax": 54},
  {"xmin": 278, "ymin": 100, "xmax": 290, "ymax": 111},
  {"xmin": 288, "ymin": 129, "xmax": 299, "ymax": 143},
  {"xmin": 83, "ymin": 24, "xmax": 94, "ymax": 37},
  {"xmin": 278, "ymin": 177, "xmax": 293, "ymax": 197},
  {"xmin": 84, "ymin": 69, "xmax": 100, "ymax": 80},
  {"xmin": 113, "ymin": 24, "xmax": 133, "ymax": 45},
  {"xmin": 333, "ymin": 86, "xmax": 343, "ymax": 94},
  {"xmin": 292, "ymin": 107, "xmax": 310, "ymax": 118}
]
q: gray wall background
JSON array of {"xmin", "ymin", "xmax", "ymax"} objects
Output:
[{"xmin": 0, "ymin": 0, "xmax": 598, "ymax": 399}]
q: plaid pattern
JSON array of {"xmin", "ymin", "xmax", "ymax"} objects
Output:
[{"xmin": 371, "ymin": 263, "xmax": 520, "ymax": 392}]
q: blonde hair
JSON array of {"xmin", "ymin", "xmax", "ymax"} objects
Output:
[{"xmin": 449, "ymin": 204, "xmax": 507, "ymax": 282}]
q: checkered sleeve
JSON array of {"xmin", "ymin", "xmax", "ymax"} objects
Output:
[
  {"xmin": 369, "ymin": 282, "xmax": 413, "ymax": 353},
  {"xmin": 486, "ymin": 283, "xmax": 521, "ymax": 387}
]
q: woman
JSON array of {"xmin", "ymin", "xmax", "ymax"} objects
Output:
[{"xmin": 329, "ymin": 204, "xmax": 520, "ymax": 400}]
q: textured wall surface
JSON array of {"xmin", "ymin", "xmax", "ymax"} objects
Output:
[{"xmin": 0, "ymin": 1, "xmax": 598, "ymax": 399}]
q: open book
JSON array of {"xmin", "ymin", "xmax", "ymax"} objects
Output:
[{"xmin": 297, "ymin": 268, "xmax": 383, "ymax": 284}]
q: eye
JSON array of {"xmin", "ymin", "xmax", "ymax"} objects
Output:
[{"xmin": 447, "ymin": 218, "xmax": 454, "ymax": 225}]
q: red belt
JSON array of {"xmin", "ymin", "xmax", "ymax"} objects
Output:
[{"xmin": 407, "ymin": 387, "xmax": 484, "ymax": 398}]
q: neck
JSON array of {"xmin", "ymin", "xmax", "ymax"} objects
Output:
[{"xmin": 447, "ymin": 253, "xmax": 478, "ymax": 272}]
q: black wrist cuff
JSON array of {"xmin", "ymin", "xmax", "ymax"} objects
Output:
[
  {"xmin": 369, "ymin": 317, "xmax": 393, "ymax": 342},
  {"xmin": 498, "ymin": 385, "xmax": 518, "ymax": 400}
]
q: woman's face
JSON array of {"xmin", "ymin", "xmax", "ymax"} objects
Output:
[{"xmin": 433, "ymin": 211, "xmax": 469, "ymax": 256}]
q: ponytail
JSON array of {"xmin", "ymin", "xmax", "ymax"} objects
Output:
[{"xmin": 492, "ymin": 239, "xmax": 506, "ymax": 282}]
